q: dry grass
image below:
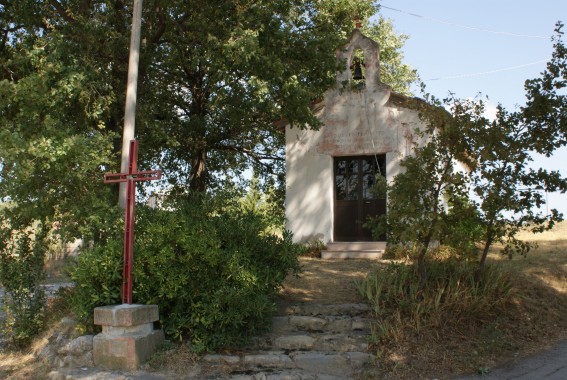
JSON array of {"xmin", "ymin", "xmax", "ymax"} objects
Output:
[
  {"xmin": 0, "ymin": 291, "xmax": 78, "ymax": 379},
  {"xmin": 490, "ymin": 222, "xmax": 567, "ymax": 294},
  {"xmin": 0, "ymin": 320, "xmax": 75, "ymax": 380},
  {"xmin": 0, "ymin": 351, "xmax": 49, "ymax": 380},
  {"xmin": 144, "ymin": 342, "xmax": 199, "ymax": 377},
  {"xmin": 368, "ymin": 222, "xmax": 567, "ymax": 379}
]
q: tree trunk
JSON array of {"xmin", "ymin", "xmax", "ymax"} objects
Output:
[
  {"xmin": 475, "ymin": 231, "xmax": 493, "ymax": 282},
  {"xmin": 189, "ymin": 149, "xmax": 208, "ymax": 192},
  {"xmin": 417, "ymin": 244, "xmax": 427, "ymax": 290}
]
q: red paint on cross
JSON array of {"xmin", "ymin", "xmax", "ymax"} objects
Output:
[{"xmin": 104, "ymin": 140, "xmax": 161, "ymax": 304}]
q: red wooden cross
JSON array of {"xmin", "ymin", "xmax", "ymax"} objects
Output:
[{"xmin": 104, "ymin": 140, "xmax": 161, "ymax": 304}]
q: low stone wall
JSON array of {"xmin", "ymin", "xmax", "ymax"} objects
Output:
[{"xmin": 36, "ymin": 317, "xmax": 95, "ymax": 369}]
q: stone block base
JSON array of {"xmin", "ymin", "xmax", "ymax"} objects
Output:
[{"xmin": 93, "ymin": 304, "xmax": 165, "ymax": 370}]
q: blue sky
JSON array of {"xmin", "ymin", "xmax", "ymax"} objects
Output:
[{"xmin": 375, "ymin": 0, "xmax": 567, "ymax": 215}]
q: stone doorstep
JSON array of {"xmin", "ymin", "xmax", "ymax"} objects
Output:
[
  {"xmin": 320, "ymin": 250, "xmax": 384, "ymax": 259},
  {"xmin": 227, "ymin": 371, "xmax": 321, "ymax": 380},
  {"xmin": 47, "ymin": 367, "xmax": 170, "ymax": 380},
  {"xmin": 325, "ymin": 242, "xmax": 386, "ymax": 251},
  {"xmin": 228, "ymin": 373, "xmax": 357, "ymax": 380},
  {"xmin": 321, "ymin": 242, "xmax": 386, "ymax": 260}
]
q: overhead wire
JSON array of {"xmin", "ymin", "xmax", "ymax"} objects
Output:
[
  {"xmin": 380, "ymin": 5, "xmax": 548, "ymax": 39},
  {"xmin": 427, "ymin": 58, "xmax": 549, "ymax": 81},
  {"xmin": 379, "ymin": 4, "xmax": 550, "ymax": 80}
]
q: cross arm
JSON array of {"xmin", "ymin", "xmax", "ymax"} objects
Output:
[{"xmin": 104, "ymin": 170, "xmax": 162, "ymax": 183}]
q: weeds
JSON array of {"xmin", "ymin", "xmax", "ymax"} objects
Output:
[
  {"xmin": 0, "ymin": 224, "xmax": 48, "ymax": 349},
  {"xmin": 297, "ymin": 239, "xmax": 326, "ymax": 258},
  {"xmin": 357, "ymin": 256, "xmax": 515, "ymax": 347}
]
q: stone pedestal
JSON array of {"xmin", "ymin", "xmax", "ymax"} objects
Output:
[{"xmin": 93, "ymin": 304, "xmax": 164, "ymax": 370}]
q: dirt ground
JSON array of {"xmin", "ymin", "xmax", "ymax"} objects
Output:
[{"xmin": 278, "ymin": 257, "xmax": 382, "ymax": 304}]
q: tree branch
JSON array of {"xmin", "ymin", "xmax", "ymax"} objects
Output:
[
  {"xmin": 47, "ymin": 0, "xmax": 76, "ymax": 24},
  {"xmin": 215, "ymin": 144, "xmax": 284, "ymax": 163}
]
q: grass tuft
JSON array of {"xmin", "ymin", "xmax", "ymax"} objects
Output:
[{"xmin": 357, "ymin": 257, "xmax": 515, "ymax": 348}]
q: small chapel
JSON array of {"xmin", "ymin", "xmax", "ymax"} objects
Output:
[{"xmin": 285, "ymin": 29, "xmax": 429, "ymax": 258}]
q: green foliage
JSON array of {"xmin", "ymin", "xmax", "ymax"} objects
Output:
[
  {"xmin": 380, "ymin": 243, "xmax": 416, "ymax": 260},
  {"xmin": 296, "ymin": 238, "xmax": 327, "ymax": 258},
  {"xmin": 0, "ymin": 222, "xmax": 47, "ymax": 348},
  {"xmin": 364, "ymin": 120, "xmax": 473, "ymax": 282},
  {"xmin": 68, "ymin": 238, "xmax": 123, "ymax": 330},
  {"xmin": 1, "ymin": 1, "xmax": 416, "ymax": 247},
  {"xmin": 439, "ymin": 195, "xmax": 484, "ymax": 257},
  {"xmin": 436, "ymin": 22, "xmax": 567, "ymax": 274},
  {"xmin": 362, "ymin": 15, "xmax": 417, "ymax": 95},
  {"xmin": 0, "ymin": 11, "xmax": 121, "ymax": 242},
  {"xmin": 357, "ymin": 258, "xmax": 514, "ymax": 345},
  {"xmin": 69, "ymin": 195, "xmax": 300, "ymax": 352},
  {"xmin": 238, "ymin": 175, "xmax": 285, "ymax": 234},
  {"xmin": 372, "ymin": 22, "xmax": 567, "ymax": 280}
]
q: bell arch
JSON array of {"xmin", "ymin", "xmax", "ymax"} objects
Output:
[{"xmin": 336, "ymin": 29, "xmax": 381, "ymax": 90}]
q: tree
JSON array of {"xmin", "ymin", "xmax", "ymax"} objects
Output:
[
  {"xmin": 0, "ymin": 1, "xmax": 123, "ymax": 241},
  {"xmin": 368, "ymin": 104, "xmax": 472, "ymax": 284},
  {"xmin": 138, "ymin": 1, "xmax": 417, "ymax": 193},
  {"xmin": 363, "ymin": 15, "xmax": 416, "ymax": 95},
  {"xmin": 0, "ymin": 1, "xmax": 372, "ymax": 229},
  {"xmin": 461, "ymin": 22, "xmax": 567, "ymax": 278},
  {"xmin": 378, "ymin": 22, "xmax": 567, "ymax": 281},
  {"xmin": 1, "ymin": 0, "xmax": 417, "ymax": 239}
]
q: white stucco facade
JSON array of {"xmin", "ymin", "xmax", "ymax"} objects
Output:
[{"xmin": 285, "ymin": 29, "xmax": 429, "ymax": 244}]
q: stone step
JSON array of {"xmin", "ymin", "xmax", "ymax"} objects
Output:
[
  {"xmin": 203, "ymin": 350, "xmax": 373, "ymax": 379},
  {"xmin": 321, "ymin": 242, "xmax": 385, "ymax": 259},
  {"xmin": 253, "ymin": 333, "xmax": 368, "ymax": 352},
  {"xmin": 276, "ymin": 303, "xmax": 371, "ymax": 318},
  {"xmin": 325, "ymin": 242, "xmax": 386, "ymax": 251},
  {"xmin": 271, "ymin": 315, "xmax": 372, "ymax": 334},
  {"xmin": 228, "ymin": 370, "xmax": 345, "ymax": 380},
  {"xmin": 320, "ymin": 250, "xmax": 384, "ymax": 259}
]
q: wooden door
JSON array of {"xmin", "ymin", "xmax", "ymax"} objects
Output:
[{"xmin": 334, "ymin": 155, "xmax": 386, "ymax": 241}]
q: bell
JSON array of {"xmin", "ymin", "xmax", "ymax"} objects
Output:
[{"xmin": 352, "ymin": 58, "xmax": 364, "ymax": 80}]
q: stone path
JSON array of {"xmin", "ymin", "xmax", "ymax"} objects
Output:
[
  {"xmin": 195, "ymin": 302, "xmax": 375, "ymax": 379},
  {"xmin": 48, "ymin": 301, "xmax": 376, "ymax": 380},
  {"xmin": 7, "ymin": 261, "xmax": 567, "ymax": 379},
  {"xmin": 2, "ymin": 259, "xmax": 378, "ymax": 379}
]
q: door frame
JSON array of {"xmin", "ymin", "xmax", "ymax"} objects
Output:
[{"xmin": 333, "ymin": 155, "xmax": 386, "ymax": 242}]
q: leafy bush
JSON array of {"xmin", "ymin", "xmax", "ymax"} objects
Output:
[
  {"xmin": 69, "ymin": 194, "xmax": 300, "ymax": 352},
  {"xmin": 0, "ymin": 223, "xmax": 47, "ymax": 348},
  {"xmin": 295, "ymin": 238, "xmax": 326, "ymax": 258},
  {"xmin": 380, "ymin": 243, "xmax": 417, "ymax": 260},
  {"xmin": 439, "ymin": 195, "xmax": 484, "ymax": 258},
  {"xmin": 356, "ymin": 257, "xmax": 514, "ymax": 346}
]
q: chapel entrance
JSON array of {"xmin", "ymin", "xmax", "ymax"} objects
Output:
[{"xmin": 333, "ymin": 155, "xmax": 386, "ymax": 241}]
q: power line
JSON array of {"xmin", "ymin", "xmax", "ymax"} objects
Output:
[
  {"xmin": 426, "ymin": 58, "xmax": 549, "ymax": 81},
  {"xmin": 381, "ymin": 5, "xmax": 548, "ymax": 39}
]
